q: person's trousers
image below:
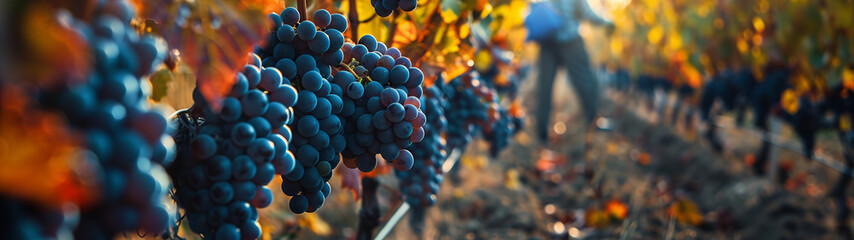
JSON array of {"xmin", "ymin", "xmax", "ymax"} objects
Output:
[{"xmin": 535, "ymin": 37, "xmax": 600, "ymax": 142}]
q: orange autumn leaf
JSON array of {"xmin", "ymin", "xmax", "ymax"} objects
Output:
[
  {"xmin": 637, "ymin": 152, "xmax": 651, "ymax": 166},
  {"xmin": 139, "ymin": 0, "xmax": 272, "ymax": 109},
  {"xmin": 585, "ymin": 207, "xmax": 610, "ymax": 228},
  {"xmin": 392, "ymin": 20, "xmax": 418, "ymax": 47},
  {"xmin": 668, "ymin": 198, "xmax": 703, "ymax": 226},
  {"xmin": 605, "ymin": 199, "xmax": 628, "ymax": 220},
  {"xmin": 0, "ymin": 87, "xmax": 100, "ymax": 208},
  {"xmin": 744, "ymin": 154, "xmax": 756, "ymax": 166},
  {"xmin": 361, "ymin": 157, "xmax": 392, "ymax": 178},
  {"xmin": 17, "ymin": 5, "xmax": 91, "ymax": 86}
]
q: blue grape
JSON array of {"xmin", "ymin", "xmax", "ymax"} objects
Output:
[
  {"xmin": 281, "ymin": 7, "xmax": 300, "ymax": 25},
  {"xmin": 400, "ymin": 0, "xmax": 417, "ymax": 11},
  {"xmin": 231, "ymin": 156, "xmax": 257, "ymax": 181},
  {"xmin": 371, "ymin": 67, "xmax": 390, "ymax": 85},
  {"xmin": 244, "ymin": 65, "xmax": 262, "ymax": 88},
  {"xmin": 313, "ymin": 9, "xmax": 332, "ymax": 28},
  {"xmin": 308, "ymin": 31, "xmax": 330, "ymax": 53},
  {"xmin": 328, "ymin": 13, "xmax": 348, "ymax": 32},
  {"xmin": 302, "ymin": 71, "xmax": 324, "ymax": 92},
  {"xmin": 296, "ymin": 91, "xmax": 318, "ymax": 112},
  {"xmin": 242, "ymin": 89, "xmax": 269, "ymax": 117},
  {"xmin": 247, "ymin": 138, "xmax": 275, "ymax": 163},
  {"xmin": 191, "ymin": 134, "xmax": 217, "ymax": 159},
  {"xmin": 251, "ymin": 187, "xmax": 274, "ymax": 208},
  {"xmin": 297, "ymin": 21, "xmax": 317, "ymax": 41},
  {"xmin": 389, "ymin": 65, "xmax": 410, "ymax": 85},
  {"xmin": 347, "ymin": 82, "xmax": 365, "ymax": 99},
  {"xmin": 386, "ymin": 103, "xmax": 406, "ymax": 122},
  {"xmin": 351, "ymin": 44, "xmax": 368, "ymax": 62},
  {"xmin": 289, "ymin": 195, "xmax": 309, "ymax": 214},
  {"xmin": 215, "ymin": 223, "xmax": 240, "ymax": 240},
  {"xmin": 359, "ymin": 35, "xmax": 378, "ymax": 52},
  {"xmin": 277, "ymin": 25, "xmax": 295, "ymax": 42},
  {"xmin": 275, "ymin": 59, "xmax": 297, "ymax": 79},
  {"xmin": 395, "ymin": 57, "xmax": 412, "ymax": 68},
  {"xmin": 377, "ymin": 55, "xmax": 395, "ymax": 69}
]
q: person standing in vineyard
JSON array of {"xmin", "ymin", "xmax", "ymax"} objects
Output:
[{"xmin": 533, "ymin": 0, "xmax": 615, "ymax": 145}]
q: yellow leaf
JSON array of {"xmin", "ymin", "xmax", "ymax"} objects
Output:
[
  {"xmin": 840, "ymin": 114, "xmax": 851, "ymax": 132},
  {"xmin": 781, "ymin": 89, "xmax": 800, "ymax": 114},
  {"xmin": 843, "ymin": 67, "xmax": 854, "ymax": 91},
  {"xmin": 647, "ymin": 26, "xmax": 664, "ymax": 45},
  {"xmin": 668, "ymin": 199, "xmax": 703, "ymax": 226},
  {"xmin": 392, "ymin": 20, "xmax": 418, "ymax": 47},
  {"xmin": 299, "ymin": 213, "xmax": 332, "ymax": 236},
  {"xmin": 440, "ymin": 8, "xmax": 459, "ymax": 24},
  {"xmin": 504, "ymin": 169, "xmax": 521, "ymax": 190},
  {"xmin": 585, "ymin": 207, "xmax": 610, "ymax": 228},
  {"xmin": 753, "ymin": 17, "xmax": 765, "ymax": 33},
  {"xmin": 474, "ymin": 50, "xmax": 492, "ymax": 73}
]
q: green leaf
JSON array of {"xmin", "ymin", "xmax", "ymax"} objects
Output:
[{"xmin": 148, "ymin": 68, "xmax": 173, "ymax": 102}]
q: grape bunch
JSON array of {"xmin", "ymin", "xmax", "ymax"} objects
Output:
[
  {"xmin": 476, "ymin": 48, "xmax": 528, "ymax": 99},
  {"xmin": 256, "ymin": 8, "xmax": 347, "ymax": 214},
  {"xmin": 170, "ymin": 57, "xmax": 297, "ymax": 239},
  {"xmin": 336, "ymin": 34, "xmax": 426, "ymax": 173},
  {"xmin": 371, "ymin": 0, "xmax": 418, "ymax": 17},
  {"xmin": 441, "ymin": 73, "xmax": 489, "ymax": 149},
  {"xmin": 482, "ymin": 108, "xmax": 519, "ymax": 157},
  {"xmin": 33, "ymin": 4, "xmax": 176, "ymax": 239},
  {"xmin": 442, "ymin": 71, "xmax": 519, "ymax": 156},
  {"xmin": 396, "ymin": 83, "xmax": 447, "ymax": 208}
]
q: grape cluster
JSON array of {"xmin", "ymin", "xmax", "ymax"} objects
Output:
[
  {"xmin": 441, "ymin": 73, "xmax": 489, "ymax": 149},
  {"xmin": 33, "ymin": 4, "xmax": 176, "ymax": 239},
  {"xmin": 476, "ymin": 48, "xmax": 528, "ymax": 99},
  {"xmin": 371, "ymin": 0, "xmax": 418, "ymax": 17},
  {"xmin": 483, "ymin": 108, "xmax": 519, "ymax": 157},
  {"xmin": 256, "ymin": 8, "xmax": 347, "ymax": 214},
  {"xmin": 171, "ymin": 57, "xmax": 296, "ymax": 239},
  {"xmin": 442, "ymin": 71, "xmax": 519, "ymax": 156},
  {"xmin": 396, "ymin": 84, "xmax": 447, "ymax": 209},
  {"xmin": 336, "ymin": 34, "xmax": 426, "ymax": 173}
]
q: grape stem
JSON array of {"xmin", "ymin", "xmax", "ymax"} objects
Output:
[
  {"xmin": 386, "ymin": 9, "xmax": 401, "ymax": 45},
  {"xmin": 337, "ymin": 62, "xmax": 374, "ymax": 83},
  {"xmin": 357, "ymin": 177, "xmax": 380, "ymax": 240},
  {"xmin": 298, "ymin": 0, "xmax": 307, "ymax": 22}
]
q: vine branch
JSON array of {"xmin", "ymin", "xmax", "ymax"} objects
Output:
[
  {"xmin": 298, "ymin": 0, "xmax": 307, "ymax": 22},
  {"xmin": 356, "ymin": 177, "xmax": 380, "ymax": 240},
  {"xmin": 349, "ymin": 0, "xmax": 359, "ymax": 38}
]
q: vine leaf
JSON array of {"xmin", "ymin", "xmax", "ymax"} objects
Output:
[
  {"xmin": 0, "ymin": 87, "xmax": 100, "ymax": 208},
  {"xmin": 148, "ymin": 68, "xmax": 173, "ymax": 102},
  {"xmin": 605, "ymin": 199, "xmax": 628, "ymax": 220},
  {"xmin": 392, "ymin": 19, "xmax": 418, "ymax": 47},
  {"xmin": 136, "ymin": 0, "xmax": 275, "ymax": 109},
  {"xmin": 17, "ymin": 6, "xmax": 91, "ymax": 86},
  {"xmin": 297, "ymin": 213, "xmax": 333, "ymax": 236},
  {"xmin": 338, "ymin": 165, "xmax": 362, "ymax": 200},
  {"xmin": 668, "ymin": 198, "xmax": 703, "ymax": 226}
]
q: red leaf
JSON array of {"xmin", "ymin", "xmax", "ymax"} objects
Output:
[
  {"xmin": 338, "ymin": 165, "xmax": 362, "ymax": 201},
  {"xmin": 138, "ymin": 0, "xmax": 272, "ymax": 108}
]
